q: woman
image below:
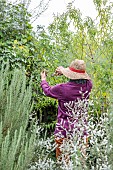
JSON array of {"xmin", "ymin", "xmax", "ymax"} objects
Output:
[{"xmin": 40, "ymin": 59, "xmax": 93, "ymax": 160}]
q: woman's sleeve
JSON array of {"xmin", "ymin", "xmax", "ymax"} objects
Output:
[
  {"xmin": 41, "ymin": 80, "xmax": 63, "ymax": 99},
  {"xmin": 87, "ymin": 79, "xmax": 93, "ymax": 92}
]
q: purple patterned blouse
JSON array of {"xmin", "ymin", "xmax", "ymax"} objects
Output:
[{"xmin": 41, "ymin": 80, "xmax": 92, "ymax": 138}]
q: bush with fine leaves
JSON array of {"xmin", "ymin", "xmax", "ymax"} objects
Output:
[{"xmin": 0, "ymin": 64, "xmax": 36, "ymax": 170}]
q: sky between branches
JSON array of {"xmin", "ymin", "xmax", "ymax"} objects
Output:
[
  {"xmin": 9, "ymin": 0, "xmax": 97, "ymax": 29},
  {"xmin": 30, "ymin": 0, "xmax": 97, "ymax": 28}
]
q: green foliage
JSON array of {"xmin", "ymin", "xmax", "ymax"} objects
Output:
[
  {"xmin": 0, "ymin": 0, "xmax": 36, "ymax": 69},
  {"xmin": 41, "ymin": 0, "xmax": 113, "ymax": 118},
  {"xmin": 0, "ymin": 0, "xmax": 113, "ymax": 133},
  {"xmin": 0, "ymin": 64, "xmax": 32, "ymax": 134},
  {"xmin": 0, "ymin": 63, "xmax": 36, "ymax": 170},
  {"xmin": 0, "ymin": 0, "xmax": 113, "ymax": 168}
]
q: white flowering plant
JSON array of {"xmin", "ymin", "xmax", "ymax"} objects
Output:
[{"xmin": 29, "ymin": 98, "xmax": 112, "ymax": 170}]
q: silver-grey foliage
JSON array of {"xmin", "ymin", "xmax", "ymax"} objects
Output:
[{"xmin": 0, "ymin": 63, "xmax": 36, "ymax": 170}]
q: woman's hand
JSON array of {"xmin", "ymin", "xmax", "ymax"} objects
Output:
[
  {"xmin": 41, "ymin": 70, "xmax": 47, "ymax": 81},
  {"xmin": 55, "ymin": 66, "xmax": 63, "ymax": 76}
]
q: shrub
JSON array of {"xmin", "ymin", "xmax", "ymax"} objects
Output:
[{"xmin": 0, "ymin": 63, "xmax": 36, "ymax": 170}]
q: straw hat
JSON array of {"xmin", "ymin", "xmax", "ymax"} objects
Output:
[{"xmin": 60, "ymin": 59, "xmax": 91, "ymax": 80}]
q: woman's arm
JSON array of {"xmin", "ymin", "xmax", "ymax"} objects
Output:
[{"xmin": 40, "ymin": 70, "xmax": 63, "ymax": 99}]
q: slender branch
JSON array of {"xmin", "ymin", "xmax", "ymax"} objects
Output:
[{"xmin": 30, "ymin": 0, "xmax": 52, "ymax": 23}]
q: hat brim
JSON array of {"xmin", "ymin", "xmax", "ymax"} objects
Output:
[{"xmin": 60, "ymin": 67, "xmax": 91, "ymax": 80}]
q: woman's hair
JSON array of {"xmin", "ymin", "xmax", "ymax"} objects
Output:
[{"xmin": 69, "ymin": 79, "xmax": 87, "ymax": 84}]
